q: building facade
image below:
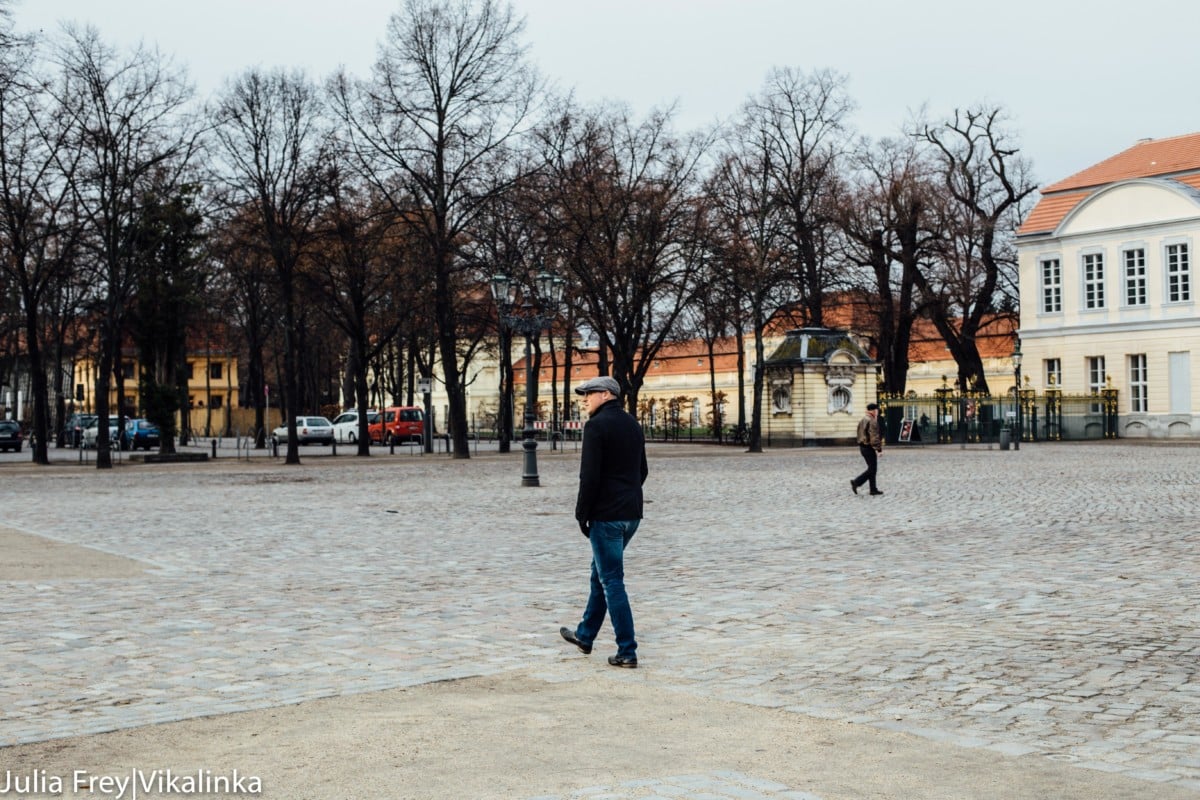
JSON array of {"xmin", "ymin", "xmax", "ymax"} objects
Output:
[
  {"xmin": 1017, "ymin": 133, "xmax": 1200, "ymax": 438},
  {"xmin": 71, "ymin": 349, "xmax": 241, "ymax": 437}
]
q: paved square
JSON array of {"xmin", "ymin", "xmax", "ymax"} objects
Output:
[{"xmin": 0, "ymin": 441, "xmax": 1198, "ymax": 795}]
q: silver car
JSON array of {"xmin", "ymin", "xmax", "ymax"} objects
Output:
[
  {"xmin": 270, "ymin": 416, "xmax": 335, "ymax": 446},
  {"xmin": 81, "ymin": 420, "xmax": 120, "ymax": 449}
]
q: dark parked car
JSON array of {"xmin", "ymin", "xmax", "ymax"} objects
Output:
[
  {"xmin": 64, "ymin": 413, "xmax": 97, "ymax": 447},
  {"xmin": 121, "ymin": 418, "xmax": 161, "ymax": 451},
  {"xmin": 0, "ymin": 419, "xmax": 22, "ymax": 452}
]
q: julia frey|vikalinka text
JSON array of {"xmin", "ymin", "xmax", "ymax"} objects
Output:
[{"xmin": 1, "ymin": 768, "xmax": 262, "ymax": 798}]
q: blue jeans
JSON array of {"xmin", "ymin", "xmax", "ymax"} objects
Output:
[{"xmin": 574, "ymin": 519, "xmax": 639, "ymax": 659}]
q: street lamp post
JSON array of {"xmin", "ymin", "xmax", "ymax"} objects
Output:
[
  {"xmin": 490, "ymin": 268, "xmax": 565, "ymax": 487},
  {"xmin": 1011, "ymin": 338, "xmax": 1022, "ymax": 451}
]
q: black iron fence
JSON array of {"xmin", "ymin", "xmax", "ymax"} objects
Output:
[
  {"xmin": 485, "ymin": 387, "xmax": 1121, "ymax": 448},
  {"xmin": 879, "ymin": 387, "xmax": 1120, "ymax": 445}
]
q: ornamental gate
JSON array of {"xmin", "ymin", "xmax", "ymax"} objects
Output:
[{"xmin": 878, "ymin": 380, "xmax": 1119, "ymax": 445}]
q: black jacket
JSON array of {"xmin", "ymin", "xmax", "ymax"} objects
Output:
[{"xmin": 575, "ymin": 399, "xmax": 648, "ymax": 523}]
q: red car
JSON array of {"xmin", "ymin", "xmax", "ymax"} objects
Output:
[{"xmin": 369, "ymin": 406, "xmax": 424, "ymax": 444}]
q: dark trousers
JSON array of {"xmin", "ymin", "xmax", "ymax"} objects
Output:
[{"xmin": 854, "ymin": 444, "xmax": 879, "ymax": 492}]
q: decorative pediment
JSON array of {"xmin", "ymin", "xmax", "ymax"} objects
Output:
[
  {"xmin": 825, "ymin": 364, "xmax": 857, "ymax": 386},
  {"xmin": 1058, "ymin": 178, "xmax": 1200, "ymax": 236}
]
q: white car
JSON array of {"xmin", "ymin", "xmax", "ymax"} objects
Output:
[
  {"xmin": 331, "ymin": 409, "xmax": 378, "ymax": 444},
  {"xmin": 270, "ymin": 416, "xmax": 335, "ymax": 446},
  {"xmin": 81, "ymin": 420, "xmax": 120, "ymax": 449}
]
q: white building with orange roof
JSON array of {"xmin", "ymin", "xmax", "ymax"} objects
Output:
[{"xmin": 1017, "ymin": 132, "xmax": 1200, "ymax": 438}]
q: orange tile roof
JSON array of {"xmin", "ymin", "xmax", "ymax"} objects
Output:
[
  {"xmin": 1175, "ymin": 173, "xmax": 1200, "ymax": 192},
  {"xmin": 764, "ymin": 292, "xmax": 877, "ymax": 333},
  {"xmin": 1019, "ymin": 132, "xmax": 1200, "ymax": 236},
  {"xmin": 1015, "ymin": 190, "xmax": 1090, "ymax": 236},
  {"xmin": 1042, "ymin": 132, "xmax": 1200, "ymax": 193},
  {"xmin": 906, "ymin": 315, "xmax": 1016, "ymax": 362}
]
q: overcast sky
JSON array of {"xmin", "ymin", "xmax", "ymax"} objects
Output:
[{"xmin": 15, "ymin": 0, "xmax": 1200, "ymax": 190}]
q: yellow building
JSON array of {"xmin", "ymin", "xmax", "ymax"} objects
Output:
[{"xmin": 70, "ymin": 349, "xmax": 240, "ymax": 437}]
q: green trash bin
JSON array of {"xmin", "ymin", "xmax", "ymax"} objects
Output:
[{"xmin": 999, "ymin": 428, "xmax": 1011, "ymax": 450}]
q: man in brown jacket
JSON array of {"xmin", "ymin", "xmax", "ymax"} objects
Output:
[{"xmin": 851, "ymin": 403, "xmax": 884, "ymax": 496}]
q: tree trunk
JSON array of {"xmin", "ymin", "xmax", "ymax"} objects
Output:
[
  {"xmin": 747, "ymin": 312, "xmax": 767, "ymax": 453},
  {"xmin": 22, "ymin": 308, "xmax": 51, "ymax": 465},
  {"xmin": 95, "ymin": 331, "xmax": 115, "ymax": 470},
  {"xmin": 353, "ymin": 335, "xmax": 372, "ymax": 456}
]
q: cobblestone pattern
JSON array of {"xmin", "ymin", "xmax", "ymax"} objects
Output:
[{"xmin": 0, "ymin": 443, "xmax": 1198, "ymax": 792}]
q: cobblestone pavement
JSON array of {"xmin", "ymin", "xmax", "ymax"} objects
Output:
[{"xmin": 1, "ymin": 442, "xmax": 1198, "ymax": 793}]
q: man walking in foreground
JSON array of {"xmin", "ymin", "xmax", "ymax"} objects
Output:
[
  {"xmin": 559, "ymin": 376, "xmax": 648, "ymax": 668},
  {"xmin": 851, "ymin": 402, "xmax": 884, "ymax": 496}
]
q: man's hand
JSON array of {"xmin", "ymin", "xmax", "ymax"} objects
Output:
[{"xmin": 579, "ymin": 520, "xmax": 590, "ymax": 538}]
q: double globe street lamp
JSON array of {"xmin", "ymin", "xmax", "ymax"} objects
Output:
[{"xmin": 490, "ymin": 268, "xmax": 566, "ymax": 487}]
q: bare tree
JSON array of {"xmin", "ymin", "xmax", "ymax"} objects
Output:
[
  {"xmin": 52, "ymin": 25, "xmax": 200, "ymax": 468},
  {"xmin": 536, "ymin": 103, "xmax": 710, "ymax": 412},
  {"xmin": 212, "ymin": 68, "xmax": 330, "ymax": 464},
  {"xmin": 210, "ymin": 208, "xmax": 278, "ymax": 448},
  {"xmin": 308, "ymin": 170, "xmax": 412, "ymax": 455},
  {"xmin": 836, "ymin": 135, "xmax": 941, "ymax": 395},
  {"xmin": 330, "ymin": 0, "xmax": 540, "ymax": 458},
  {"xmin": 0, "ymin": 25, "xmax": 81, "ymax": 463},
  {"xmin": 706, "ymin": 117, "xmax": 795, "ymax": 452},
  {"xmin": 746, "ymin": 67, "xmax": 854, "ymax": 326},
  {"xmin": 468, "ymin": 168, "xmax": 546, "ymax": 452},
  {"xmin": 917, "ymin": 106, "xmax": 1036, "ymax": 392},
  {"xmin": 679, "ymin": 250, "xmax": 734, "ymax": 443}
]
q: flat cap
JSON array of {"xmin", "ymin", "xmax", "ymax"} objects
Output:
[{"xmin": 574, "ymin": 376, "xmax": 621, "ymax": 396}]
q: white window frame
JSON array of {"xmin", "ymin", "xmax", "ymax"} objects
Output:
[
  {"xmin": 1088, "ymin": 356, "xmax": 1106, "ymax": 413},
  {"xmin": 1040, "ymin": 257, "xmax": 1062, "ymax": 313},
  {"xmin": 1082, "ymin": 251, "xmax": 1106, "ymax": 310},
  {"xmin": 1044, "ymin": 358, "xmax": 1062, "ymax": 389},
  {"xmin": 1129, "ymin": 354, "xmax": 1148, "ymax": 413},
  {"xmin": 1165, "ymin": 240, "xmax": 1191, "ymax": 303},
  {"xmin": 1122, "ymin": 246, "xmax": 1147, "ymax": 307}
]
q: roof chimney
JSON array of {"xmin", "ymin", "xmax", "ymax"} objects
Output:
[{"xmin": 1137, "ymin": 137, "xmax": 1154, "ymax": 143}]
